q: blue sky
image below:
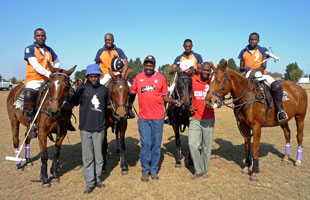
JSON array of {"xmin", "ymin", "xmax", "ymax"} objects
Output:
[{"xmin": 1, "ymin": 0, "xmax": 309, "ymax": 79}]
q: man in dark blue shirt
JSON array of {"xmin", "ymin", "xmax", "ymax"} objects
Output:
[{"xmin": 70, "ymin": 64, "xmax": 110, "ymax": 194}]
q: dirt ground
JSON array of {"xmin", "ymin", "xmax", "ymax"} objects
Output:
[{"xmin": 0, "ymin": 85, "xmax": 309, "ymax": 200}]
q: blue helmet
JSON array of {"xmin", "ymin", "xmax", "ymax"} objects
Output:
[{"xmin": 85, "ymin": 64, "xmax": 101, "ymax": 76}]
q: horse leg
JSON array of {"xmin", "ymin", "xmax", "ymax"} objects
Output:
[
  {"xmin": 280, "ymin": 123, "xmax": 291, "ymax": 162},
  {"xmin": 50, "ymin": 135, "xmax": 66, "ymax": 182},
  {"xmin": 25, "ymin": 137, "xmax": 33, "ymax": 166},
  {"xmin": 250, "ymin": 124, "xmax": 262, "ymax": 182},
  {"xmin": 295, "ymin": 114, "xmax": 305, "ymax": 166},
  {"xmin": 11, "ymin": 118, "xmax": 23, "ymax": 170},
  {"xmin": 115, "ymin": 133, "xmax": 120, "ymax": 153},
  {"xmin": 119, "ymin": 121, "xmax": 128, "ymax": 175},
  {"xmin": 38, "ymin": 134, "xmax": 50, "ymax": 187},
  {"xmin": 173, "ymin": 124, "xmax": 182, "ymax": 168},
  {"xmin": 240, "ymin": 123, "xmax": 252, "ymax": 175},
  {"xmin": 102, "ymin": 128, "xmax": 108, "ymax": 173}
]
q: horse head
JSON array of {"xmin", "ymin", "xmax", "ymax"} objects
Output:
[
  {"xmin": 175, "ymin": 71, "xmax": 192, "ymax": 110},
  {"xmin": 108, "ymin": 68, "xmax": 131, "ymax": 120},
  {"xmin": 205, "ymin": 61, "xmax": 232, "ymax": 109},
  {"xmin": 48, "ymin": 63, "xmax": 76, "ymax": 117}
]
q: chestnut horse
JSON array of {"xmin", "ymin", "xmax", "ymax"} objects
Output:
[
  {"xmin": 166, "ymin": 71, "xmax": 193, "ymax": 167},
  {"xmin": 7, "ymin": 64, "xmax": 76, "ymax": 187},
  {"xmin": 103, "ymin": 69, "xmax": 131, "ymax": 174},
  {"xmin": 205, "ymin": 62, "xmax": 307, "ymax": 181}
]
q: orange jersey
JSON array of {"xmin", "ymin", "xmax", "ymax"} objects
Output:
[
  {"xmin": 94, "ymin": 45, "xmax": 127, "ymax": 75},
  {"xmin": 238, "ymin": 45, "xmax": 268, "ymax": 74},
  {"xmin": 24, "ymin": 43, "xmax": 57, "ymax": 86},
  {"xmin": 173, "ymin": 51, "xmax": 203, "ymax": 76}
]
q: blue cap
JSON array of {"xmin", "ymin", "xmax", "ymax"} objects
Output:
[{"xmin": 85, "ymin": 64, "xmax": 102, "ymax": 76}]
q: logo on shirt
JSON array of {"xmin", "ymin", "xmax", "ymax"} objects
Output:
[
  {"xmin": 205, "ymin": 85, "xmax": 209, "ymax": 92},
  {"xmin": 91, "ymin": 94, "xmax": 102, "ymax": 112},
  {"xmin": 25, "ymin": 48, "xmax": 29, "ymax": 53},
  {"xmin": 141, "ymin": 85, "xmax": 155, "ymax": 93},
  {"xmin": 194, "ymin": 91, "xmax": 207, "ymax": 99},
  {"xmin": 254, "ymin": 53, "xmax": 260, "ymax": 62},
  {"xmin": 139, "ymin": 79, "xmax": 144, "ymax": 82},
  {"xmin": 154, "ymin": 79, "xmax": 158, "ymax": 83}
]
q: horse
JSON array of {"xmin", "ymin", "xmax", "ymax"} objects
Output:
[
  {"xmin": 7, "ymin": 64, "xmax": 76, "ymax": 187},
  {"xmin": 205, "ymin": 62, "xmax": 308, "ymax": 181},
  {"xmin": 102, "ymin": 68, "xmax": 131, "ymax": 175},
  {"xmin": 166, "ymin": 71, "xmax": 193, "ymax": 167}
]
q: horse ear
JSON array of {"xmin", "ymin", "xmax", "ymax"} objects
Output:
[
  {"xmin": 222, "ymin": 61, "xmax": 227, "ymax": 69},
  {"xmin": 210, "ymin": 61, "xmax": 216, "ymax": 71},
  {"xmin": 123, "ymin": 68, "xmax": 131, "ymax": 80},
  {"xmin": 65, "ymin": 65, "xmax": 77, "ymax": 76},
  {"xmin": 109, "ymin": 68, "xmax": 117, "ymax": 80},
  {"xmin": 48, "ymin": 62, "xmax": 57, "ymax": 73}
]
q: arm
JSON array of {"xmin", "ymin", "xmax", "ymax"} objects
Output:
[
  {"xmin": 122, "ymin": 58, "xmax": 129, "ymax": 76},
  {"xmin": 28, "ymin": 57, "xmax": 52, "ymax": 78},
  {"xmin": 53, "ymin": 58, "xmax": 61, "ymax": 69},
  {"xmin": 162, "ymin": 95, "xmax": 180, "ymax": 106},
  {"xmin": 169, "ymin": 64, "xmax": 178, "ymax": 75}
]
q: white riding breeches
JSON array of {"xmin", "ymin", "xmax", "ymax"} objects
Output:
[
  {"xmin": 25, "ymin": 80, "xmax": 45, "ymax": 90},
  {"xmin": 100, "ymin": 73, "xmax": 132, "ymax": 87},
  {"xmin": 246, "ymin": 70, "xmax": 276, "ymax": 87}
]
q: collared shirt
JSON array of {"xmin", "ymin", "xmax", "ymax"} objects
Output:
[
  {"xmin": 191, "ymin": 75, "xmax": 214, "ymax": 120},
  {"xmin": 238, "ymin": 45, "xmax": 268, "ymax": 74},
  {"xmin": 131, "ymin": 72, "xmax": 168, "ymax": 120},
  {"xmin": 173, "ymin": 51, "xmax": 203, "ymax": 72},
  {"xmin": 70, "ymin": 82, "xmax": 110, "ymax": 132},
  {"xmin": 24, "ymin": 43, "xmax": 57, "ymax": 85},
  {"xmin": 94, "ymin": 45, "xmax": 127, "ymax": 75}
]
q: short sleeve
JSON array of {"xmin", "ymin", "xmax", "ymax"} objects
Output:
[
  {"xmin": 131, "ymin": 76, "xmax": 138, "ymax": 93},
  {"xmin": 116, "ymin": 48, "xmax": 127, "ymax": 59},
  {"xmin": 94, "ymin": 48, "xmax": 104, "ymax": 63},
  {"xmin": 24, "ymin": 45, "xmax": 35, "ymax": 61},
  {"xmin": 195, "ymin": 53, "xmax": 203, "ymax": 64},
  {"xmin": 161, "ymin": 74, "xmax": 168, "ymax": 95},
  {"xmin": 173, "ymin": 55, "xmax": 182, "ymax": 65},
  {"xmin": 47, "ymin": 47, "xmax": 58, "ymax": 61},
  {"xmin": 238, "ymin": 49, "xmax": 246, "ymax": 60},
  {"xmin": 259, "ymin": 47, "xmax": 268, "ymax": 57}
]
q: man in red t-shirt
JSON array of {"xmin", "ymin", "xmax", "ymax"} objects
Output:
[
  {"xmin": 131, "ymin": 55, "xmax": 179, "ymax": 182},
  {"xmin": 188, "ymin": 62, "xmax": 215, "ymax": 179}
]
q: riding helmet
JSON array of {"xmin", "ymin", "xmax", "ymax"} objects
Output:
[{"xmin": 111, "ymin": 57, "xmax": 125, "ymax": 72}]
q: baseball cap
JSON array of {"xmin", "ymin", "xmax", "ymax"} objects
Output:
[
  {"xmin": 85, "ymin": 64, "xmax": 102, "ymax": 76},
  {"xmin": 143, "ymin": 55, "xmax": 156, "ymax": 65}
]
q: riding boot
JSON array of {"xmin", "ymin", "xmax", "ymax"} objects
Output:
[
  {"xmin": 270, "ymin": 81, "xmax": 288, "ymax": 122},
  {"xmin": 127, "ymin": 93, "xmax": 136, "ymax": 119},
  {"xmin": 24, "ymin": 88, "xmax": 38, "ymax": 138}
]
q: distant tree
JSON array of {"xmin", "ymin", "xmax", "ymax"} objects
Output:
[
  {"xmin": 218, "ymin": 58, "xmax": 226, "ymax": 66},
  {"xmin": 158, "ymin": 64, "xmax": 173, "ymax": 81},
  {"xmin": 284, "ymin": 62, "xmax": 303, "ymax": 82},
  {"xmin": 0, "ymin": 74, "xmax": 2, "ymax": 79},
  {"xmin": 129, "ymin": 58, "xmax": 144, "ymax": 79},
  {"xmin": 227, "ymin": 58, "xmax": 239, "ymax": 72},
  {"xmin": 10, "ymin": 77, "xmax": 17, "ymax": 84},
  {"xmin": 268, "ymin": 72, "xmax": 283, "ymax": 79},
  {"xmin": 75, "ymin": 69, "xmax": 86, "ymax": 80}
]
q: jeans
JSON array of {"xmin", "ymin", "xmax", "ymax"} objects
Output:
[{"xmin": 138, "ymin": 118, "xmax": 164, "ymax": 174}]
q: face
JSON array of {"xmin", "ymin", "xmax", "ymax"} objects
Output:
[
  {"xmin": 144, "ymin": 62, "xmax": 155, "ymax": 75},
  {"xmin": 87, "ymin": 74, "xmax": 100, "ymax": 86},
  {"xmin": 183, "ymin": 42, "xmax": 193, "ymax": 54},
  {"xmin": 34, "ymin": 30, "xmax": 46, "ymax": 47},
  {"xmin": 200, "ymin": 64, "xmax": 211, "ymax": 80},
  {"xmin": 105, "ymin": 34, "xmax": 114, "ymax": 49},
  {"xmin": 248, "ymin": 34, "xmax": 259, "ymax": 49}
]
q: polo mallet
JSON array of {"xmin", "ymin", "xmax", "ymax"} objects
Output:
[{"xmin": 5, "ymin": 87, "xmax": 50, "ymax": 162}]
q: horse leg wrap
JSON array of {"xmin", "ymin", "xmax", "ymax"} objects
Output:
[
  {"xmin": 115, "ymin": 135, "xmax": 120, "ymax": 151},
  {"xmin": 297, "ymin": 146, "xmax": 303, "ymax": 161},
  {"xmin": 252, "ymin": 158, "xmax": 260, "ymax": 173},
  {"xmin": 14, "ymin": 148, "xmax": 21, "ymax": 165},
  {"xmin": 25, "ymin": 144, "xmax": 30, "ymax": 159},
  {"xmin": 285, "ymin": 143, "xmax": 291, "ymax": 155},
  {"xmin": 245, "ymin": 153, "xmax": 252, "ymax": 167},
  {"xmin": 51, "ymin": 151, "xmax": 60, "ymax": 176},
  {"xmin": 40, "ymin": 154, "xmax": 48, "ymax": 181}
]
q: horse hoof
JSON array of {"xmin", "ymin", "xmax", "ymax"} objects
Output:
[
  {"xmin": 121, "ymin": 170, "xmax": 129, "ymax": 175},
  {"xmin": 295, "ymin": 160, "xmax": 302, "ymax": 167},
  {"xmin": 42, "ymin": 182, "xmax": 51, "ymax": 188},
  {"xmin": 175, "ymin": 163, "xmax": 182, "ymax": 168},
  {"xmin": 51, "ymin": 177, "xmax": 60, "ymax": 182}
]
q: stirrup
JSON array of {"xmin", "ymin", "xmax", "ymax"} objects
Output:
[{"xmin": 277, "ymin": 110, "xmax": 288, "ymax": 122}]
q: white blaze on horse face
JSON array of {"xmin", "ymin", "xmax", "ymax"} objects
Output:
[
  {"xmin": 54, "ymin": 80, "xmax": 59, "ymax": 92},
  {"xmin": 211, "ymin": 74, "xmax": 215, "ymax": 82}
]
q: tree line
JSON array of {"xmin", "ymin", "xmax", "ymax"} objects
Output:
[{"xmin": 73, "ymin": 58, "xmax": 308, "ymax": 83}]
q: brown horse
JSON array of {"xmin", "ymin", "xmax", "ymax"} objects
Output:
[
  {"xmin": 7, "ymin": 64, "xmax": 76, "ymax": 187},
  {"xmin": 103, "ymin": 69, "xmax": 131, "ymax": 175},
  {"xmin": 205, "ymin": 62, "xmax": 307, "ymax": 181}
]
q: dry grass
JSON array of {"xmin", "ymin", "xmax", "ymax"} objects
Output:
[{"xmin": 0, "ymin": 87, "xmax": 309, "ymax": 200}]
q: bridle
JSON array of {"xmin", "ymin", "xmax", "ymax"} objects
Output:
[{"xmin": 109, "ymin": 78, "xmax": 129, "ymax": 121}]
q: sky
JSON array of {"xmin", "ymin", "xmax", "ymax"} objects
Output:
[{"xmin": 1, "ymin": 0, "xmax": 309, "ymax": 80}]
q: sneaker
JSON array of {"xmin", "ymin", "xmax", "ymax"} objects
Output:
[
  {"xmin": 151, "ymin": 174, "xmax": 159, "ymax": 180},
  {"xmin": 277, "ymin": 110, "xmax": 288, "ymax": 122},
  {"xmin": 191, "ymin": 173, "xmax": 204, "ymax": 180},
  {"xmin": 96, "ymin": 183, "xmax": 105, "ymax": 188},
  {"xmin": 141, "ymin": 173, "xmax": 149, "ymax": 182},
  {"xmin": 83, "ymin": 186, "xmax": 95, "ymax": 194}
]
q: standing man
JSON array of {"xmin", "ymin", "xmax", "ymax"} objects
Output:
[
  {"xmin": 24, "ymin": 28, "xmax": 61, "ymax": 138},
  {"xmin": 188, "ymin": 62, "xmax": 215, "ymax": 179},
  {"xmin": 238, "ymin": 32, "xmax": 288, "ymax": 121},
  {"xmin": 94, "ymin": 33, "xmax": 135, "ymax": 118},
  {"xmin": 131, "ymin": 55, "xmax": 180, "ymax": 182},
  {"xmin": 169, "ymin": 39, "xmax": 203, "ymax": 93},
  {"xmin": 70, "ymin": 64, "xmax": 109, "ymax": 194}
]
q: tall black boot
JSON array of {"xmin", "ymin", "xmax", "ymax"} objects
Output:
[
  {"xmin": 127, "ymin": 93, "xmax": 136, "ymax": 119},
  {"xmin": 24, "ymin": 88, "xmax": 38, "ymax": 138},
  {"xmin": 270, "ymin": 81, "xmax": 288, "ymax": 122}
]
